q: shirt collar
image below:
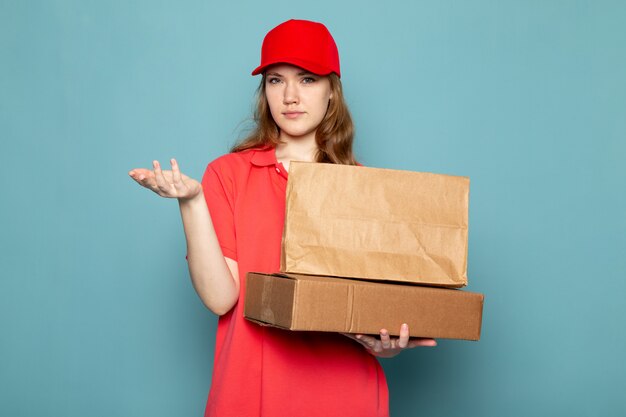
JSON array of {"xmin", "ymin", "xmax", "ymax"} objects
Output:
[{"xmin": 250, "ymin": 146, "xmax": 278, "ymax": 167}]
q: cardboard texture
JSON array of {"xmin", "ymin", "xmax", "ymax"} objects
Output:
[
  {"xmin": 244, "ymin": 273, "xmax": 484, "ymax": 341},
  {"xmin": 281, "ymin": 162, "xmax": 470, "ymax": 287}
]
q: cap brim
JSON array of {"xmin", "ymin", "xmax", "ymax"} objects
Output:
[{"xmin": 251, "ymin": 58, "xmax": 337, "ymax": 77}]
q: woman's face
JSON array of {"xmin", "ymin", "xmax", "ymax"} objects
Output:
[{"xmin": 264, "ymin": 64, "xmax": 333, "ymax": 142}]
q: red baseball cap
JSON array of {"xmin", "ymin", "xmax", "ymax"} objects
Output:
[{"xmin": 251, "ymin": 19, "xmax": 341, "ymax": 77}]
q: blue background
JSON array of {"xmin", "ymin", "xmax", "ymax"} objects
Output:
[{"xmin": 2, "ymin": 1, "xmax": 625, "ymax": 416}]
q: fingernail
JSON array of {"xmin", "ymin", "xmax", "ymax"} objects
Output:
[
  {"xmin": 356, "ymin": 335, "xmax": 362, "ymax": 340},
  {"xmin": 402, "ymin": 323, "xmax": 408, "ymax": 330},
  {"xmin": 139, "ymin": 175, "xmax": 145, "ymax": 180}
]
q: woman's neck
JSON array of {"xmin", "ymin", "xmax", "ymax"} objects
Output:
[{"xmin": 275, "ymin": 135, "xmax": 318, "ymax": 172}]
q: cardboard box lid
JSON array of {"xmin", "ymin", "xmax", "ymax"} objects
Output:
[
  {"xmin": 244, "ymin": 273, "xmax": 484, "ymax": 341},
  {"xmin": 281, "ymin": 162, "xmax": 469, "ymax": 287}
]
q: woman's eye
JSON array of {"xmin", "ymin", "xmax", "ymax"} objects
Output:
[
  {"xmin": 302, "ymin": 77, "xmax": 316, "ymax": 84},
  {"xmin": 267, "ymin": 77, "xmax": 281, "ymax": 84}
]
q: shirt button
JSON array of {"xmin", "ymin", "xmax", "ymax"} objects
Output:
[{"xmin": 275, "ymin": 167, "xmax": 280, "ymax": 173}]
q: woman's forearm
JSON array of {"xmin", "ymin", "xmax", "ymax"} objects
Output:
[{"xmin": 178, "ymin": 192, "xmax": 239, "ymax": 315}]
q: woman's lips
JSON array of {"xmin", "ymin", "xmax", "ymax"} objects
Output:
[{"xmin": 283, "ymin": 112, "xmax": 304, "ymax": 119}]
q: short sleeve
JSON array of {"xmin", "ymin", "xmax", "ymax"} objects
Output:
[{"xmin": 198, "ymin": 161, "xmax": 238, "ymax": 261}]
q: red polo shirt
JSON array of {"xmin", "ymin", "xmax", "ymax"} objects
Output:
[{"xmin": 197, "ymin": 147, "xmax": 389, "ymax": 417}]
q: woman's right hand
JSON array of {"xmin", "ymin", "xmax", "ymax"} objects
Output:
[{"xmin": 128, "ymin": 158, "xmax": 202, "ymax": 201}]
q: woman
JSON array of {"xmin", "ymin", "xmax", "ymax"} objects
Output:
[{"xmin": 128, "ymin": 19, "xmax": 435, "ymax": 417}]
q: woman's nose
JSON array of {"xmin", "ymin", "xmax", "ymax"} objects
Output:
[{"xmin": 283, "ymin": 82, "xmax": 299, "ymax": 104}]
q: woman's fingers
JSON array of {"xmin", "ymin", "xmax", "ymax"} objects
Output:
[
  {"xmin": 344, "ymin": 329, "xmax": 436, "ymax": 358},
  {"xmin": 380, "ymin": 329, "xmax": 392, "ymax": 350},
  {"xmin": 129, "ymin": 168, "xmax": 149, "ymax": 181},
  {"xmin": 129, "ymin": 159, "xmax": 201, "ymax": 199},
  {"xmin": 171, "ymin": 158, "xmax": 193, "ymax": 196},
  {"xmin": 397, "ymin": 323, "xmax": 410, "ymax": 348},
  {"xmin": 356, "ymin": 334, "xmax": 379, "ymax": 352},
  {"xmin": 129, "ymin": 168, "xmax": 155, "ymax": 188},
  {"xmin": 153, "ymin": 160, "xmax": 169, "ymax": 193},
  {"xmin": 155, "ymin": 160, "xmax": 180, "ymax": 196},
  {"xmin": 171, "ymin": 158, "xmax": 184, "ymax": 189}
]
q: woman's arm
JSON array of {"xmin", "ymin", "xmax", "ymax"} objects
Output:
[
  {"xmin": 178, "ymin": 192, "xmax": 239, "ymax": 315},
  {"xmin": 129, "ymin": 159, "xmax": 239, "ymax": 315}
]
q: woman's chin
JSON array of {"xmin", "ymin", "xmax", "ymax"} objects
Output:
[{"xmin": 280, "ymin": 131, "xmax": 317, "ymax": 142}]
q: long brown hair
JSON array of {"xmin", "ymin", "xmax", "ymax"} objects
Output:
[{"xmin": 231, "ymin": 73, "xmax": 358, "ymax": 165}]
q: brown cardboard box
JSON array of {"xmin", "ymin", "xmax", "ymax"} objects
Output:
[
  {"xmin": 244, "ymin": 272, "xmax": 484, "ymax": 341},
  {"xmin": 281, "ymin": 162, "xmax": 470, "ymax": 288}
]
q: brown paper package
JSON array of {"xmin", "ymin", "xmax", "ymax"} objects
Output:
[
  {"xmin": 281, "ymin": 162, "xmax": 470, "ymax": 288},
  {"xmin": 244, "ymin": 273, "xmax": 484, "ymax": 340}
]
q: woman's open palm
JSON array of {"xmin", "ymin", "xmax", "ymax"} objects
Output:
[{"xmin": 128, "ymin": 158, "xmax": 202, "ymax": 200}]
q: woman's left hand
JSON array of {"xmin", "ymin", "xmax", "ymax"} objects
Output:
[{"xmin": 342, "ymin": 323, "xmax": 437, "ymax": 358}]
